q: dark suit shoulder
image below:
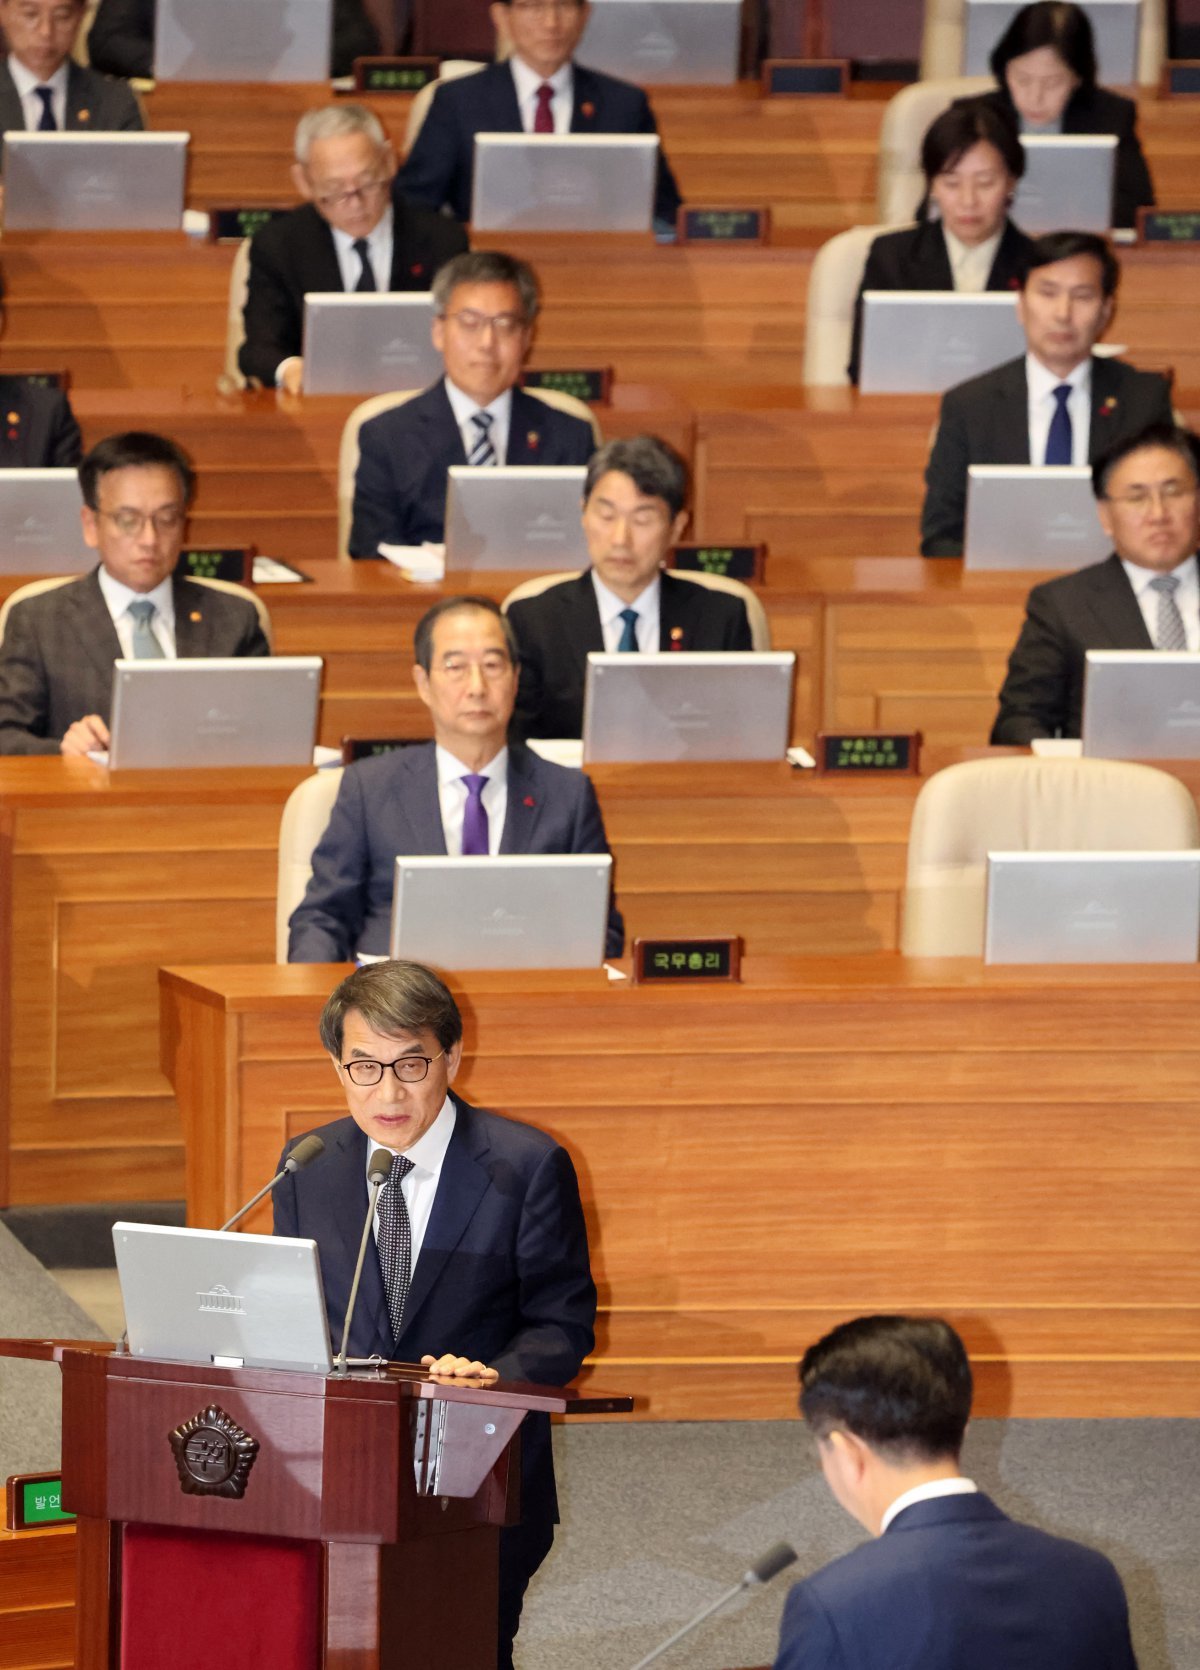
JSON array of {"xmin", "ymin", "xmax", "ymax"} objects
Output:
[
  {"xmin": 359, "ymin": 380, "xmax": 448, "ymax": 441},
  {"xmin": 572, "ymin": 61, "xmax": 652, "ymax": 111},
  {"xmin": 249, "ymin": 201, "xmax": 329, "ymax": 261},
  {"xmin": 512, "ymin": 386, "xmax": 595, "ymax": 450},
  {"xmin": 1066, "ymin": 83, "xmax": 1137, "ymax": 135},
  {"xmin": 456, "ymin": 1096, "xmax": 564, "ymax": 1164},
  {"xmin": 7, "ymin": 570, "xmax": 97, "ymax": 625},
  {"xmin": 342, "ymin": 739, "xmax": 433, "ymax": 791},
  {"xmin": 1026, "ymin": 552, "xmax": 1126, "ymax": 608},
  {"xmin": 942, "ymin": 354, "xmax": 1026, "ymax": 412}
]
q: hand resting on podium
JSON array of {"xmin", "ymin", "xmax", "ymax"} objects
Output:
[{"xmin": 421, "ymin": 1351, "xmax": 500, "ymax": 1382}]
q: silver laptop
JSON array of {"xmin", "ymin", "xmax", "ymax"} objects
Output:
[
  {"xmin": 984, "ymin": 851, "xmax": 1200, "ymax": 964},
  {"xmin": 1083, "ymin": 651, "xmax": 1200, "ymax": 758},
  {"xmin": 471, "ymin": 134, "xmax": 658, "ymax": 232},
  {"xmin": 4, "ymin": 133, "xmax": 189, "ymax": 231},
  {"xmin": 963, "ymin": 0, "xmax": 1139, "ymax": 84},
  {"xmin": 114, "ymin": 1221, "xmax": 333, "ymax": 1372},
  {"xmin": 107, "ymin": 656, "xmax": 322, "ymax": 769},
  {"xmin": 964, "ymin": 466, "xmax": 1108, "ymax": 571},
  {"xmin": 859, "ymin": 293, "xmax": 1025, "ymax": 395},
  {"xmin": 389, "ymin": 854, "xmax": 613, "ymax": 969},
  {"xmin": 578, "ymin": 0, "xmax": 741, "ymax": 84},
  {"xmin": 444, "ymin": 465, "xmax": 589, "ymax": 572},
  {"xmin": 1013, "ymin": 135, "xmax": 1118, "ymax": 235},
  {"xmin": 154, "ymin": 0, "xmax": 333, "ymax": 81},
  {"xmin": 301, "ymin": 293, "xmax": 441, "ymax": 395},
  {"xmin": 0, "ymin": 469, "xmax": 90, "ymax": 574},
  {"xmin": 582, "ymin": 650, "xmax": 795, "ymax": 763}
]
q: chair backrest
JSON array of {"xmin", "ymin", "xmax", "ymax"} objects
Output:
[
  {"xmin": 403, "ymin": 59, "xmax": 487, "ymax": 153},
  {"xmin": 0, "ymin": 574, "xmax": 73, "ymax": 642},
  {"xmin": 804, "ymin": 224, "xmax": 897, "ymax": 386},
  {"xmin": 0, "ymin": 573, "xmax": 272, "ymax": 647},
  {"xmin": 221, "ymin": 237, "xmax": 252, "ymax": 392},
  {"xmin": 900, "ymin": 756, "xmax": 1200, "ymax": 956},
  {"xmin": 276, "ymin": 768, "xmax": 344, "ymax": 960},
  {"xmin": 876, "ymin": 77, "xmax": 991, "ymax": 224},
  {"xmin": 920, "ymin": 0, "xmax": 1166, "ymax": 85},
  {"xmin": 501, "ymin": 567, "xmax": 771, "ymax": 650}
]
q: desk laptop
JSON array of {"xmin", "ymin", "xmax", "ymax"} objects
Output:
[
  {"xmin": 107, "ymin": 656, "xmax": 322, "ymax": 769},
  {"xmin": 389, "ymin": 854, "xmax": 613, "ymax": 969},
  {"xmin": 859, "ymin": 292, "xmax": 1025, "ymax": 395},
  {"xmin": 984, "ymin": 851, "xmax": 1200, "ymax": 964},
  {"xmin": 471, "ymin": 134, "xmax": 658, "ymax": 232},
  {"xmin": 963, "ymin": 0, "xmax": 1139, "ymax": 84},
  {"xmin": 444, "ymin": 465, "xmax": 589, "ymax": 572},
  {"xmin": 114, "ymin": 1221, "xmax": 333, "ymax": 1372},
  {"xmin": 1013, "ymin": 135, "xmax": 1118, "ymax": 235},
  {"xmin": 153, "ymin": 0, "xmax": 332, "ymax": 81},
  {"xmin": 0, "ymin": 469, "xmax": 91, "ymax": 573},
  {"xmin": 578, "ymin": 0, "xmax": 741, "ymax": 84},
  {"xmin": 1082, "ymin": 651, "xmax": 1200, "ymax": 758},
  {"xmin": 301, "ymin": 293, "xmax": 440, "ymax": 395},
  {"xmin": 4, "ymin": 133, "xmax": 189, "ymax": 231},
  {"xmin": 964, "ymin": 467, "xmax": 1109, "ymax": 571},
  {"xmin": 582, "ymin": 651, "xmax": 795, "ymax": 762}
]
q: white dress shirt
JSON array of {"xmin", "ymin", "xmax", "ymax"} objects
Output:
[
  {"xmin": 444, "ymin": 377, "xmax": 513, "ymax": 464},
  {"xmin": 591, "ymin": 571, "xmax": 662, "ymax": 653},
  {"xmin": 435, "ymin": 744, "xmax": 507, "ymax": 855},
  {"xmin": 96, "ymin": 567, "xmax": 177, "ymax": 658},
  {"xmin": 1026, "ymin": 352, "xmax": 1091, "ymax": 467},
  {"xmin": 366, "ymin": 1095, "xmax": 457, "ymax": 1264},
  {"xmin": 880, "ymin": 1475, "xmax": 978, "ymax": 1534},
  {"xmin": 1121, "ymin": 554, "xmax": 1200, "ymax": 651},
  {"xmin": 7, "ymin": 56, "xmax": 68, "ymax": 131},
  {"xmin": 330, "ymin": 205, "xmax": 394, "ymax": 295},
  {"xmin": 943, "ymin": 227, "xmax": 1002, "ymax": 294},
  {"xmin": 509, "ymin": 55, "xmax": 573, "ymax": 134}
]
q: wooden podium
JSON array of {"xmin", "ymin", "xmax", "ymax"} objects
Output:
[{"xmin": 1, "ymin": 1339, "xmax": 630, "ymax": 1670}]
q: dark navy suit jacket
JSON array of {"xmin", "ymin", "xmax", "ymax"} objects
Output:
[
  {"xmin": 348, "ymin": 380, "xmax": 596, "ymax": 556},
  {"xmin": 774, "ymin": 1493, "xmax": 1138, "ymax": 1670},
  {"xmin": 287, "ymin": 739, "xmax": 623, "ymax": 959},
  {"xmin": 273, "ymin": 1095, "xmax": 597, "ymax": 1530},
  {"xmin": 398, "ymin": 58, "xmax": 682, "ymax": 227}
]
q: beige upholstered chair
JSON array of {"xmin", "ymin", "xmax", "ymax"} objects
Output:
[
  {"xmin": 501, "ymin": 568, "xmax": 772, "ymax": 651},
  {"xmin": 920, "ymin": 0, "xmax": 1166, "ymax": 86},
  {"xmin": 900, "ymin": 756, "xmax": 1200, "ymax": 957},
  {"xmin": 220, "ymin": 238, "xmax": 253, "ymax": 391},
  {"xmin": 804, "ymin": 224, "xmax": 904, "ymax": 386},
  {"xmin": 337, "ymin": 386, "xmax": 602, "ymax": 557},
  {"xmin": 876, "ymin": 78, "xmax": 991, "ymax": 224},
  {"xmin": 0, "ymin": 573, "xmax": 273, "ymax": 647},
  {"xmin": 403, "ymin": 59, "xmax": 487, "ymax": 154},
  {"xmin": 276, "ymin": 768, "xmax": 344, "ymax": 959}
]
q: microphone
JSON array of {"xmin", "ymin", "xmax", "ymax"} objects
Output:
[
  {"xmin": 335, "ymin": 1145, "xmax": 393, "ymax": 1376},
  {"xmin": 628, "ymin": 1542, "xmax": 798, "ymax": 1670},
  {"xmin": 218, "ymin": 1133, "xmax": 325, "ymax": 1232}
]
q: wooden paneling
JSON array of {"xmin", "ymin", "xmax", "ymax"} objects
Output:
[{"xmin": 0, "ymin": 1524, "xmax": 74, "ymax": 1670}]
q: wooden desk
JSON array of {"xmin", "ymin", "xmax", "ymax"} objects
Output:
[{"xmin": 159, "ymin": 955, "xmax": 1200, "ymax": 1420}]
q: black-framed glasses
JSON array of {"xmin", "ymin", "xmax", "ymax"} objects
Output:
[{"xmin": 340, "ymin": 1052, "xmax": 444, "ymax": 1086}]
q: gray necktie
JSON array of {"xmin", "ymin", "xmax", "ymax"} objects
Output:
[
  {"xmin": 1149, "ymin": 574, "xmax": 1187, "ymax": 651},
  {"xmin": 127, "ymin": 598, "xmax": 165, "ymax": 659},
  {"xmin": 377, "ymin": 1152, "xmax": 415, "ymax": 1343}
]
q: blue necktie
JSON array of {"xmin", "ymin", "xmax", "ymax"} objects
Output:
[
  {"xmin": 34, "ymin": 87, "xmax": 56, "ymax": 131},
  {"xmin": 1044, "ymin": 384, "xmax": 1073, "ymax": 466},
  {"xmin": 617, "ymin": 608, "xmax": 639, "ymax": 652}
]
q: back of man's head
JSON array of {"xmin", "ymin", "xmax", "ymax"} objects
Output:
[
  {"xmin": 1020, "ymin": 230, "xmax": 1119, "ymax": 298},
  {"xmin": 799, "ymin": 1315, "xmax": 973, "ymax": 1463},
  {"xmin": 78, "ymin": 431, "xmax": 196, "ymax": 511}
]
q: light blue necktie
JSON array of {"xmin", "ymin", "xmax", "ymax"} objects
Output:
[
  {"xmin": 127, "ymin": 599, "xmax": 165, "ymax": 659},
  {"xmin": 617, "ymin": 608, "xmax": 639, "ymax": 652},
  {"xmin": 1044, "ymin": 384, "xmax": 1073, "ymax": 466}
]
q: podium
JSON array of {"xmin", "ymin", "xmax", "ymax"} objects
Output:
[{"xmin": 1, "ymin": 1338, "xmax": 630, "ymax": 1670}]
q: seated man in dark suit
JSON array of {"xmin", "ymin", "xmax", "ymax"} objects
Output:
[
  {"xmin": 85, "ymin": 0, "xmax": 381, "ymax": 81},
  {"xmin": 275, "ymin": 960, "xmax": 596, "ymax": 1669},
  {"xmin": 507, "ymin": 433, "xmax": 754, "ymax": 739},
  {"xmin": 289, "ymin": 594, "xmax": 623, "ymax": 959},
  {"xmin": 774, "ymin": 1314, "xmax": 1138, "ymax": 1670},
  {"xmin": 238, "ymin": 102, "xmax": 468, "ymax": 393},
  {"xmin": 0, "ymin": 0, "xmax": 142, "ymax": 163},
  {"xmin": 0, "ymin": 430, "xmax": 269, "ymax": 755},
  {"xmin": 398, "ymin": 0, "xmax": 682, "ymax": 232},
  {"xmin": 348, "ymin": 248, "xmax": 595, "ymax": 556},
  {"xmin": 992, "ymin": 423, "xmax": 1200, "ymax": 743},
  {"xmin": 921, "ymin": 230, "xmax": 1174, "ymax": 557}
]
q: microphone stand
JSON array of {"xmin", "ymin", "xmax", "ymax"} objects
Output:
[
  {"xmin": 629, "ymin": 1544, "xmax": 797, "ymax": 1670},
  {"xmin": 335, "ymin": 1151, "xmax": 391, "ymax": 1376}
]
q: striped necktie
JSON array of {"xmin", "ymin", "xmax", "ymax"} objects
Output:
[
  {"xmin": 468, "ymin": 410, "xmax": 496, "ymax": 466},
  {"xmin": 1149, "ymin": 574, "xmax": 1187, "ymax": 651}
]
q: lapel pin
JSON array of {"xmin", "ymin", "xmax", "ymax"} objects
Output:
[
  {"xmin": 580, "ymin": 101, "xmax": 595, "ymax": 119},
  {"xmin": 523, "ymin": 795, "xmax": 535, "ymax": 808},
  {"xmin": 189, "ymin": 610, "xmax": 202, "ymax": 622},
  {"xmin": 78, "ymin": 109, "xmax": 90, "ymax": 122},
  {"xmin": 1101, "ymin": 396, "xmax": 1118, "ymax": 415},
  {"xmin": 527, "ymin": 430, "xmax": 539, "ymax": 451},
  {"xmin": 6, "ymin": 411, "xmax": 18, "ymax": 424},
  {"xmin": 669, "ymin": 626, "xmax": 684, "ymax": 650},
  {"xmin": 411, "ymin": 262, "xmax": 424, "ymax": 277}
]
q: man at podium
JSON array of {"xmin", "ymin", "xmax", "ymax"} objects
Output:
[{"xmin": 274, "ymin": 959, "xmax": 597, "ymax": 1669}]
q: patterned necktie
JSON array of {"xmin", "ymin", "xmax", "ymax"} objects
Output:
[
  {"xmin": 352, "ymin": 236, "xmax": 377, "ymax": 292},
  {"xmin": 1044, "ymin": 383, "xmax": 1073, "ymax": 466},
  {"xmin": 34, "ymin": 86, "xmax": 56, "ymax": 131},
  {"xmin": 376, "ymin": 1152, "xmax": 415, "ymax": 1344},
  {"xmin": 534, "ymin": 83, "xmax": 554, "ymax": 133},
  {"xmin": 461, "ymin": 773, "xmax": 489, "ymax": 854},
  {"xmin": 127, "ymin": 599, "xmax": 165, "ymax": 659},
  {"xmin": 1149, "ymin": 574, "xmax": 1188, "ymax": 651},
  {"xmin": 617, "ymin": 608, "xmax": 639, "ymax": 652},
  {"xmin": 468, "ymin": 410, "xmax": 496, "ymax": 466}
]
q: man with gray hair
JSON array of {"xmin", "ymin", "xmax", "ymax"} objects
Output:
[
  {"xmin": 348, "ymin": 248, "xmax": 596, "ymax": 556},
  {"xmin": 238, "ymin": 102, "xmax": 467, "ymax": 392}
]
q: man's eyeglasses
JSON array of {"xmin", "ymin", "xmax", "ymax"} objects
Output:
[
  {"xmin": 441, "ymin": 309, "xmax": 528, "ymax": 339},
  {"xmin": 340, "ymin": 1052, "xmax": 445, "ymax": 1086},
  {"xmin": 314, "ymin": 176, "xmax": 390, "ymax": 210},
  {"xmin": 1105, "ymin": 483, "xmax": 1198, "ymax": 514},
  {"xmin": 99, "ymin": 506, "xmax": 186, "ymax": 538},
  {"xmin": 437, "ymin": 653, "xmax": 513, "ymax": 682}
]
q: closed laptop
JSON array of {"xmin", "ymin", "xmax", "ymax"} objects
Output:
[
  {"xmin": 1083, "ymin": 650, "xmax": 1200, "ymax": 758},
  {"xmin": 444, "ymin": 465, "xmax": 589, "ymax": 571},
  {"xmin": 578, "ymin": 0, "xmax": 741, "ymax": 85},
  {"xmin": 153, "ymin": 0, "xmax": 333, "ymax": 81},
  {"xmin": 4, "ymin": 133, "xmax": 189, "ymax": 231},
  {"xmin": 985, "ymin": 850, "xmax": 1200, "ymax": 963},
  {"xmin": 107, "ymin": 656, "xmax": 322, "ymax": 769},
  {"xmin": 302, "ymin": 293, "xmax": 441, "ymax": 395},
  {"xmin": 471, "ymin": 134, "xmax": 658, "ymax": 232},
  {"xmin": 964, "ymin": 0, "xmax": 1139, "ymax": 84},
  {"xmin": 1013, "ymin": 135, "xmax": 1118, "ymax": 235},
  {"xmin": 0, "ymin": 469, "xmax": 91, "ymax": 574},
  {"xmin": 964, "ymin": 466, "xmax": 1109, "ymax": 571},
  {"xmin": 582, "ymin": 650, "xmax": 795, "ymax": 762},
  {"xmin": 859, "ymin": 293, "xmax": 1025, "ymax": 395}
]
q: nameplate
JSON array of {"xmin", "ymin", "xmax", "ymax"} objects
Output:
[
  {"xmin": 670, "ymin": 543, "xmax": 764, "ymax": 582},
  {"xmin": 816, "ymin": 732, "xmax": 921, "ymax": 775},
  {"xmin": 1162, "ymin": 60, "xmax": 1200, "ymax": 96},
  {"xmin": 522, "ymin": 367, "xmax": 612, "ymax": 405},
  {"xmin": 633, "ymin": 936, "xmax": 741, "ymax": 984},
  {"xmin": 677, "ymin": 206, "xmax": 770, "ymax": 245},
  {"xmin": 6, "ymin": 1473, "xmax": 74, "ymax": 1531},
  {"xmin": 1, "ymin": 366, "xmax": 69, "ymax": 390},
  {"xmin": 340, "ymin": 736, "xmax": 425, "ymax": 763},
  {"xmin": 178, "ymin": 547, "xmax": 254, "ymax": 583},
  {"xmin": 208, "ymin": 206, "xmax": 288, "ymax": 243},
  {"xmin": 762, "ymin": 58, "xmax": 848, "ymax": 96},
  {"xmin": 1138, "ymin": 208, "xmax": 1200, "ymax": 246},
  {"xmin": 353, "ymin": 56, "xmax": 440, "ymax": 93}
]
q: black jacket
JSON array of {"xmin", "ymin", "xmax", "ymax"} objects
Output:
[
  {"xmin": 0, "ymin": 378, "xmax": 82, "ymax": 467},
  {"xmin": 87, "ymin": 0, "xmax": 378, "ymax": 78}
]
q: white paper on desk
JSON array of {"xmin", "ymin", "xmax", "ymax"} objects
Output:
[
  {"xmin": 313, "ymin": 746, "xmax": 343, "ymax": 768},
  {"xmin": 1030, "ymin": 738, "xmax": 1083, "ymax": 758},
  {"xmin": 253, "ymin": 555, "xmax": 307, "ymax": 583},
  {"xmin": 786, "ymin": 746, "xmax": 816, "ymax": 769},
  {"xmin": 377, "ymin": 543, "xmax": 446, "ymax": 582},
  {"xmin": 525, "ymin": 737, "xmax": 584, "ymax": 770},
  {"xmin": 86, "ymin": 750, "xmax": 109, "ymax": 765}
]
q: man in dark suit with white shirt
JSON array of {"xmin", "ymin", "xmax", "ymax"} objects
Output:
[
  {"xmin": 238, "ymin": 102, "xmax": 467, "ymax": 393},
  {"xmin": 288, "ymin": 594, "xmax": 623, "ymax": 959},
  {"xmin": 0, "ymin": 0, "xmax": 142, "ymax": 164},
  {"xmin": 920, "ymin": 231, "xmax": 1174, "ymax": 557},
  {"xmin": 992, "ymin": 424, "xmax": 1200, "ymax": 743},
  {"xmin": 0, "ymin": 430, "xmax": 269, "ymax": 755},
  {"xmin": 348, "ymin": 248, "xmax": 595, "ymax": 556},
  {"xmin": 774, "ymin": 1314, "xmax": 1139, "ymax": 1670},
  {"xmin": 399, "ymin": 0, "xmax": 682, "ymax": 231}
]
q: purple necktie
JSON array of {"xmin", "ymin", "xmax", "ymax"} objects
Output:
[{"xmin": 461, "ymin": 773, "xmax": 489, "ymax": 855}]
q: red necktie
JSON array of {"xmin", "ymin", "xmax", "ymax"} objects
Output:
[{"xmin": 534, "ymin": 83, "xmax": 554, "ymax": 134}]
